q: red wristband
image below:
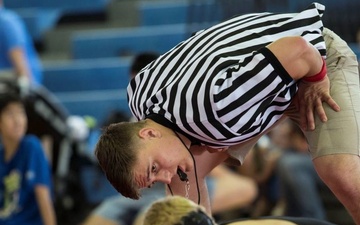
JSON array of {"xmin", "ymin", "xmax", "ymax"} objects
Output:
[{"xmin": 302, "ymin": 58, "xmax": 327, "ymax": 82}]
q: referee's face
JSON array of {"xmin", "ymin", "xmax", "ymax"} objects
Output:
[
  {"xmin": 133, "ymin": 134, "xmax": 193, "ymax": 189},
  {"xmin": 134, "ymin": 149, "xmax": 176, "ymax": 189}
]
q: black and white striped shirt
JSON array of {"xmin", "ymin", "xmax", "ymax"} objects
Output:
[{"xmin": 128, "ymin": 3, "xmax": 326, "ymax": 147}]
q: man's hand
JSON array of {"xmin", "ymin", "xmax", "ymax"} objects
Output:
[{"xmin": 296, "ymin": 76, "xmax": 340, "ymax": 131}]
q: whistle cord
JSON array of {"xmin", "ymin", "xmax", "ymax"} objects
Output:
[{"xmin": 167, "ymin": 131, "xmax": 201, "ymax": 205}]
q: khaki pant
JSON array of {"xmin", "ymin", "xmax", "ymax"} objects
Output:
[{"xmin": 305, "ymin": 28, "xmax": 360, "ymax": 158}]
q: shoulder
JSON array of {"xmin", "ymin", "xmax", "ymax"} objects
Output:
[
  {"xmin": 23, "ymin": 134, "xmax": 41, "ymax": 143},
  {"xmin": 18, "ymin": 135, "xmax": 49, "ymax": 164},
  {"xmin": 0, "ymin": 9, "xmax": 21, "ymax": 25},
  {"xmin": 21, "ymin": 135, "xmax": 43, "ymax": 151},
  {"xmin": 0, "ymin": 9, "xmax": 25, "ymax": 37}
]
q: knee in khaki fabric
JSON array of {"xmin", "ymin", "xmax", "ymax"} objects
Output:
[{"xmin": 305, "ymin": 28, "xmax": 360, "ymax": 158}]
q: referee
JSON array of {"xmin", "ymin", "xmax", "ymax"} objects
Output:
[{"xmin": 96, "ymin": 3, "xmax": 360, "ymax": 224}]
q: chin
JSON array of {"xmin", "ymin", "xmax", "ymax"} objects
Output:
[{"xmin": 9, "ymin": 133, "xmax": 25, "ymax": 142}]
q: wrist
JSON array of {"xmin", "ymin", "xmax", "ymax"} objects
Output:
[{"xmin": 302, "ymin": 58, "xmax": 327, "ymax": 82}]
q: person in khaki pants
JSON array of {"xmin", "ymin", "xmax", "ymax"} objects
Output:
[{"xmin": 95, "ymin": 3, "xmax": 360, "ymax": 224}]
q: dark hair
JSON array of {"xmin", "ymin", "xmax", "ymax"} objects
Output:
[
  {"xmin": 0, "ymin": 93, "xmax": 23, "ymax": 114},
  {"xmin": 101, "ymin": 110, "xmax": 129, "ymax": 127},
  {"xmin": 130, "ymin": 52, "xmax": 159, "ymax": 76},
  {"xmin": 179, "ymin": 210, "xmax": 215, "ymax": 225}
]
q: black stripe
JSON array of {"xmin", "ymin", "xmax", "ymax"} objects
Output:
[{"xmin": 258, "ymin": 47, "xmax": 293, "ymax": 84}]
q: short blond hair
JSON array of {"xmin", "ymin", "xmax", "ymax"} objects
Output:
[{"xmin": 143, "ymin": 196, "xmax": 215, "ymax": 225}]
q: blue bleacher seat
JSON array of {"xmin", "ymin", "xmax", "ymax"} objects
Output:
[
  {"xmin": 14, "ymin": 8, "xmax": 61, "ymax": 42},
  {"xmin": 42, "ymin": 58, "xmax": 132, "ymax": 121},
  {"xmin": 139, "ymin": 1, "xmax": 222, "ymax": 27},
  {"xmin": 43, "ymin": 58, "xmax": 130, "ymax": 92},
  {"xmin": 139, "ymin": 1, "xmax": 188, "ymax": 26},
  {"xmin": 4, "ymin": 0, "xmax": 39, "ymax": 9},
  {"xmin": 349, "ymin": 43, "xmax": 360, "ymax": 60},
  {"xmin": 71, "ymin": 24, "xmax": 188, "ymax": 59},
  {"xmin": 57, "ymin": 93, "xmax": 130, "ymax": 124},
  {"xmin": 4, "ymin": 0, "xmax": 110, "ymax": 14},
  {"xmin": 4, "ymin": 0, "xmax": 111, "ymax": 41},
  {"xmin": 187, "ymin": 0, "xmax": 222, "ymax": 25}
]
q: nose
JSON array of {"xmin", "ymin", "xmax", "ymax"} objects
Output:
[{"xmin": 155, "ymin": 170, "xmax": 172, "ymax": 184}]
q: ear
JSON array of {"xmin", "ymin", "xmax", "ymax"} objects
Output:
[{"xmin": 138, "ymin": 127, "xmax": 161, "ymax": 140}]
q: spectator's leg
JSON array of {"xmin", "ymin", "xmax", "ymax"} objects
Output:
[{"xmin": 277, "ymin": 152, "xmax": 326, "ymax": 218}]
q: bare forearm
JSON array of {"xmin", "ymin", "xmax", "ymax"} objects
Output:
[
  {"xmin": 9, "ymin": 47, "xmax": 31, "ymax": 79},
  {"xmin": 35, "ymin": 185, "xmax": 57, "ymax": 225}
]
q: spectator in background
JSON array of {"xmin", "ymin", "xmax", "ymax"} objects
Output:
[
  {"xmin": 130, "ymin": 52, "xmax": 160, "ymax": 79},
  {"xmin": 0, "ymin": 0, "xmax": 42, "ymax": 89},
  {"xmin": 276, "ymin": 119, "xmax": 327, "ymax": 219},
  {"xmin": 237, "ymin": 120, "xmax": 325, "ymax": 218},
  {"xmin": 0, "ymin": 93, "xmax": 56, "ymax": 225},
  {"xmin": 237, "ymin": 135, "xmax": 282, "ymax": 217}
]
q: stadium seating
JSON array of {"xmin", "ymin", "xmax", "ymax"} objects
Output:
[
  {"xmin": 42, "ymin": 58, "xmax": 132, "ymax": 121},
  {"xmin": 139, "ymin": 1, "xmax": 188, "ymax": 26},
  {"xmin": 139, "ymin": 0, "xmax": 221, "ymax": 26},
  {"xmin": 349, "ymin": 43, "xmax": 360, "ymax": 59},
  {"xmin": 4, "ymin": 0, "xmax": 111, "ymax": 42},
  {"xmin": 71, "ymin": 24, "xmax": 188, "ymax": 59},
  {"xmin": 13, "ymin": 7, "xmax": 61, "ymax": 42},
  {"xmin": 4, "ymin": 0, "xmax": 110, "ymax": 13}
]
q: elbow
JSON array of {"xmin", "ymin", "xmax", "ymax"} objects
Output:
[
  {"xmin": 284, "ymin": 37, "xmax": 322, "ymax": 80},
  {"xmin": 294, "ymin": 37, "xmax": 323, "ymax": 79},
  {"xmin": 293, "ymin": 36, "xmax": 311, "ymax": 54},
  {"xmin": 266, "ymin": 36, "xmax": 320, "ymax": 81}
]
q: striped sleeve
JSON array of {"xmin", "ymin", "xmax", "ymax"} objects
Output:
[{"xmin": 127, "ymin": 3, "xmax": 326, "ymax": 147}]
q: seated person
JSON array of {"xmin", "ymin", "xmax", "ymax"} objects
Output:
[
  {"xmin": 0, "ymin": 93, "xmax": 56, "ymax": 225},
  {"xmin": 142, "ymin": 196, "xmax": 337, "ymax": 225}
]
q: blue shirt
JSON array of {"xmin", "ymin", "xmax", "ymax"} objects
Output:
[
  {"xmin": 0, "ymin": 7, "xmax": 42, "ymax": 85},
  {"xmin": 0, "ymin": 135, "xmax": 52, "ymax": 225}
]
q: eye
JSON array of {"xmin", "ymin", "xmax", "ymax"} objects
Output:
[
  {"xmin": 151, "ymin": 164, "xmax": 157, "ymax": 174},
  {"xmin": 147, "ymin": 181, "xmax": 155, "ymax": 188}
]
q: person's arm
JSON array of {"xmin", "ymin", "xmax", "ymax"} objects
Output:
[
  {"xmin": 8, "ymin": 47, "xmax": 31, "ymax": 95},
  {"xmin": 35, "ymin": 184, "xmax": 57, "ymax": 225},
  {"xmin": 266, "ymin": 36, "xmax": 324, "ymax": 80},
  {"xmin": 166, "ymin": 146, "xmax": 229, "ymax": 214},
  {"xmin": 266, "ymin": 36, "xmax": 340, "ymax": 130},
  {"xmin": 8, "ymin": 47, "xmax": 31, "ymax": 80},
  {"xmin": 209, "ymin": 165, "xmax": 258, "ymax": 214}
]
